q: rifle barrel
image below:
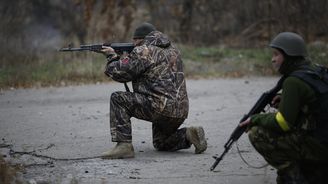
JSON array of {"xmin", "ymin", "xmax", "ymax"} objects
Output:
[
  {"xmin": 59, "ymin": 48, "xmax": 89, "ymax": 52},
  {"xmin": 210, "ymin": 146, "xmax": 229, "ymax": 171},
  {"xmin": 58, "ymin": 43, "xmax": 134, "ymax": 54}
]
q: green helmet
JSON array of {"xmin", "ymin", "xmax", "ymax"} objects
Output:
[{"xmin": 269, "ymin": 32, "xmax": 307, "ymax": 57}]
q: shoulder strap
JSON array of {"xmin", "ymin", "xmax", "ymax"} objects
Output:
[{"xmin": 290, "ymin": 65, "xmax": 328, "ymax": 94}]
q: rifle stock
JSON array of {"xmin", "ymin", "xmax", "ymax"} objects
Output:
[{"xmin": 210, "ymin": 76, "xmax": 286, "ymax": 171}]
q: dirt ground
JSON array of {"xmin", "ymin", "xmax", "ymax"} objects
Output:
[{"xmin": 0, "ymin": 78, "xmax": 279, "ymax": 184}]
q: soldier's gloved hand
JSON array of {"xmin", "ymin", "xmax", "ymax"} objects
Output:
[{"xmin": 101, "ymin": 46, "xmax": 119, "ymax": 61}]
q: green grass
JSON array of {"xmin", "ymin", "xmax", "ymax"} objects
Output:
[
  {"xmin": 308, "ymin": 46, "xmax": 328, "ymax": 65},
  {"xmin": 178, "ymin": 44, "xmax": 328, "ymax": 78},
  {"xmin": 0, "ymin": 45, "xmax": 327, "ymax": 89},
  {"xmin": 178, "ymin": 45, "xmax": 274, "ymax": 78}
]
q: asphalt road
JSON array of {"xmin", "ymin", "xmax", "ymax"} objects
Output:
[{"xmin": 0, "ymin": 78, "xmax": 278, "ymax": 184}]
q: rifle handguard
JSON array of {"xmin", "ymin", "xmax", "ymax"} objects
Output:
[{"xmin": 210, "ymin": 76, "xmax": 286, "ymax": 171}]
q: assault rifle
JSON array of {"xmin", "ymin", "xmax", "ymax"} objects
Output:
[
  {"xmin": 210, "ymin": 76, "xmax": 286, "ymax": 171},
  {"xmin": 59, "ymin": 42, "xmax": 135, "ymax": 92},
  {"xmin": 59, "ymin": 43, "xmax": 134, "ymax": 54}
]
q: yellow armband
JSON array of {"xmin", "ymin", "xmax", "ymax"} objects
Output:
[{"xmin": 275, "ymin": 112, "xmax": 290, "ymax": 131}]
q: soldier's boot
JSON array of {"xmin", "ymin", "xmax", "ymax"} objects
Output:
[
  {"xmin": 186, "ymin": 126, "xmax": 207, "ymax": 154},
  {"xmin": 101, "ymin": 142, "xmax": 134, "ymax": 159}
]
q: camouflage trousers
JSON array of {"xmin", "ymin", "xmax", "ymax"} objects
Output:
[
  {"xmin": 248, "ymin": 126, "xmax": 328, "ymax": 184},
  {"xmin": 109, "ymin": 91, "xmax": 191, "ymax": 151}
]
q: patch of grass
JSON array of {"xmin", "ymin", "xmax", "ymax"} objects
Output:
[
  {"xmin": 0, "ymin": 53, "xmax": 109, "ymax": 89},
  {"xmin": 0, "ymin": 155, "xmax": 24, "ymax": 184},
  {"xmin": 308, "ymin": 46, "xmax": 328, "ymax": 65},
  {"xmin": 178, "ymin": 44, "xmax": 328, "ymax": 78},
  {"xmin": 178, "ymin": 45, "xmax": 274, "ymax": 77},
  {"xmin": 1, "ymin": 45, "xmax": 327, "ymax": 89}
]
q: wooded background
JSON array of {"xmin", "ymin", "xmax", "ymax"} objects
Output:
[{"xmin": 1, "ymin": 0, "xmax": 327, "ymax": 64}]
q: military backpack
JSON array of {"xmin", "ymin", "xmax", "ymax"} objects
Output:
[{"xmin": 291, "ymin": 65, "xmax": 328, "ymax": 144}]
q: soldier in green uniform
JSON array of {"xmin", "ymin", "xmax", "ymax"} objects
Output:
[
  {"xmin": 99, "ymin": 22, "xmax": 207, "ymax": 159},
  {"xmin": 240, "ymin": 32, "xmax": 328, "ymax": 184}
]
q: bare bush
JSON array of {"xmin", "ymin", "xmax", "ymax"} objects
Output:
[{"xmin": 0, "ymin": 0, "xmax": 327, "ymax": 65}]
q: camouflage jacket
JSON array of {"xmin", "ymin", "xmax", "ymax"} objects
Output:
[{"xmin": 105, "ymin": 31, "xmax": 189, "ymax": 119}]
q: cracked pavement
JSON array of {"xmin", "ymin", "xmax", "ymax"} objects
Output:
[{"xmin": 0, "ymin": 78, "xmax": 278, "ymax": 184}]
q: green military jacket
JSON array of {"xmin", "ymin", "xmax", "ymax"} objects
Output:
[
  {"xmin": 105, "ymin": 31, "xmax": 189, "ymax": 119},
  {"xmin": 251, "ymin": 74, "xmax": 317, "ymax": 133}
]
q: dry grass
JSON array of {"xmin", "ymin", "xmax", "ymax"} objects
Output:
[
  {"xmin": 1, "ymin": 45, "xmax": 327, "ymax": 89},
  {"xmin": 0, "ymin": 155, "xmax": 24, "ymax": 184}
]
